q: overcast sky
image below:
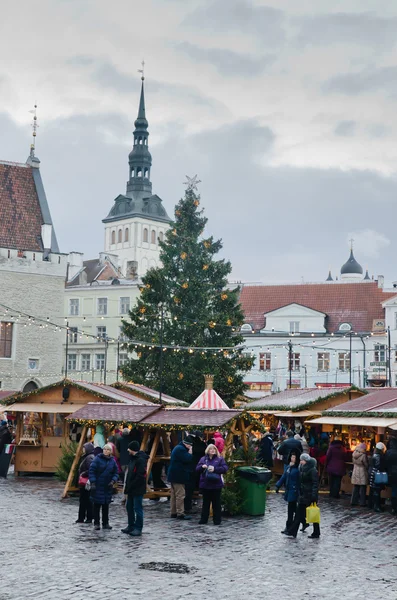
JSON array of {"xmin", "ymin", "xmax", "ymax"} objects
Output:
[{"xmin": 1, "ymin": 0, "xmax": 397, "ymax": 284}]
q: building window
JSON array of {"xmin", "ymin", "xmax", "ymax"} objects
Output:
[
  {"xmin": 119, "ymin": 326, "xmax": 128, "ymax": 342},
  {"xmin": 374, "ymin": 344, "xmax": 386, "ymax": 362},
  {"xmin": 259, "ymin": 352, "xmax": 271, "ymax": 371},
  {"xmin": 96, "ymin": 354, "xmax": 105, "ymax": 370},
  {"xmin": 0, "ymin": 322, "xmax": 13, "ymax": 358},
  {"xmin": 159, "ymin": 231, "xmax": 164, "ymax": 242},
  {"xmin": 120, "ymin": 297, "xmax": 130, "ymax": 314},
  {"xmin": 119, "ymin": 353, "xmax": 129, "ymax": 367},
  {"xmin": 290, "ymin": 352, "xmax": 300, "ymax": 371},
  {"xmin": 67, "ymin": 354, "xmax": 77, "ymax": 371},
  {"xmin": 125, "ymin": 228, "xmax": 129, "ymax": 242},
  {"xmin": 143, "ymin": 228, "xmax": 148, "ymax": 243},
  {"xmin": 81, "ymin": 354, "xmax": 91, "ymax": 371},
  {"xmin": 118, "ymin": 229, "xmax": 122, "ymax": 243},
  {"xmin": 111, "ymin": 230, "xmax": 116, "ymax": 245},
  {"xmin": 338, "ymin": 352, "xmax": 351, "ymax": 372},
  {"xmin": 317, "ymin": 352, "xmax": 330, "ymax": 371},
  {"xmin": 69, "ymin": 299, "xmax": 79, "ymax": 316},
  {"xmin": 96, "ymin": 326, "xmax": 107, "ymax": 342},
  {"xmin": 289, "ymin": 321, "xmax": 300, "ymax": 334},
  {"xmin": 28, "ymin": 358, "xmax": 39, "ymax": 371},
  {"xmin": 394, "ymin": 345, "xmax": 397, "ymax": 362},
  {"xmin": 68, "ymin": 327, "xmax": 78, "ymax": 343},
  {"xmin": 151, "ymin": 230, "xmax": 156, "ymax": 244},
  {"xmin": 97, "ymin": 298, "xmax": 107, "ymax": 315}
]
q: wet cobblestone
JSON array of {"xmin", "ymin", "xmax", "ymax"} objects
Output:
[{"xmin": 1, "ymin": 476, "xmax": 397, "ymax": 600}]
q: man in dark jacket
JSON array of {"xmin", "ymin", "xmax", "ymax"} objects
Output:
[
  {"xmin": 117, "ymin": 428, "xmax": 143, "ymax": 471},
  {"xmin": 386, "ymin": 438, "xmax": 397, "ymax": 514},
  {"xmin": 122, "ymin": 441, "xmax": 148, "ymax": 536},
  {"xmin": 0, "ymin": 422, "xmax": 12, "ymax": 455},
  {"xmin": 184, "ymin": 432, "xmax": 207, "ymax": 513},
  {"xmin": 285, "ymin": 453, "xmax": 320, "ymax": 539},
  {"xmin": 277, "ymin": 431, "xmax": 303, "ymax": 469},
  {"xmin": 258, "ymin": 433, "xmax": 274, "ymax": 468},
  {"xmin": 168, "ymin": 438, "xmax": 193, "ymax": 519}
]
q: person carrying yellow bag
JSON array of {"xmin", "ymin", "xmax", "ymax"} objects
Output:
[{"xmin": 283, "ymin": 453, "xmax": 321, "ymax": 539}]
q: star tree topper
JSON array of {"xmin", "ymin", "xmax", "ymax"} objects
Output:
[{"xmin": 183, "ymin": 174, "xmax": 201, "ymax": 191}]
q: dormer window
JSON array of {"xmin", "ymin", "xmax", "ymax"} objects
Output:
[
  {"xmin": 289, "ymin": 321, "xmax": 300, "ymax": 334},
  {"xmin": 241, "ymin": 324, "xmax": 253, "ymax": 333}
]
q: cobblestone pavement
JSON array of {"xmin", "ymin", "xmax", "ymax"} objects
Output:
[{"xmin": 1, "ymin": 476, "xmax": 397, "ymax": 600}]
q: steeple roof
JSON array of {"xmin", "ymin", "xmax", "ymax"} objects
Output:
[
  {"xmin": 135, "ymin": 79, "xmax": 147, "ymax": 127},
  {"xmin": 326, "ymin": 270, "xmax": 333, "ymax": 282},
  {"xmin": 340, "ymin": 249, "xmax": 363, "ymax": 275}
]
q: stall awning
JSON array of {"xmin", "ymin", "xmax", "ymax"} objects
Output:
[
  {"xmin": 273, "ymin": 411, "xmax": 322, "ymax": 418},
  {"xmin": 306, "ymin": 416, "xmax": 397, "ymax": 428},
  {"xmin": 6, "ymin": 403, "xmax": 85, "ymax": 414}
]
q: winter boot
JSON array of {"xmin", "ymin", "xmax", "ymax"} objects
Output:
[
  {"xmin": 391, "ymin": 497, "xmax": 397, "ymax": 515},
  {"xmin": 373, "ymin": 493, "xmax": 382, "ymax": 513}
]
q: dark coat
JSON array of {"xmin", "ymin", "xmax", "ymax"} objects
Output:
[
  {"xmin": 125, "ymin": 451, "xmax": 148, "ymax": 497},
  {"xmin": 276, "ymin": 465, "xmax": 300, "ymax": 502},
  {"xmin": 258, "ymin": 435, "xmax": 274, "ymax": 467},
  {"xmin": 385, "ymin": 439, "xmax": 397, "ymax": 486},
  {"xmin": 0, "ymin": 425, "xmax": 12, "ymax": 454},
  {"xmin": 89, "ymin": 453, "xmax": 118, "ymax": 504},
  {"xmin": 196, "ymin": 455, "xmax": 228, "ymax": 490},
  {"xmin": 326, "ymin": 440, "xmax": 347, "ymax": 476},
  {"xmin": 167, "ymin": 442, "xmax": 193, "ymax": 484},
  {"xmin": 78, "ymin": 443, "xmax": 95, "ymax": 478},
  {"xmin": 278, "ymin": 438, "xmax": 303, "ymax": 464},
  {"xmin": 369, "ymin": 449, "xmax": 387, "ymax": 489},
  {"xmin": 117, "ymin": 429, "xmax": 143, "ymax": 467},
  {"xmin": 298, "ymin": 458, "xmax": 319, "ymax": 505}
]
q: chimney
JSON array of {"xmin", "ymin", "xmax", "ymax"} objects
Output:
[
  {"xmin": 377, "ymin": 275, "xmax": 384, "ymax": 289},
  {"xmin": 41, "ymin": 224, "xmax": 52, "ymax": 250},
  {"xmin": 67, "ymin": 252, "xmax": 84, "ymax": 281},
  {"xmin": 204, "ymin": 374, "xmax": 214, "ymax": 390}
]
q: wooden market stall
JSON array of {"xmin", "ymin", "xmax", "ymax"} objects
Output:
[
  {"xmin": 307, "ymin": 388, "xmax": 397, "ymax": 496},
  {"xmin": 1, "ymin": 379, "xmax": 157, "ymax": 475},
  {"xmin": 63, "ymin": 403, "xmax": 262, "ymax": 498}
]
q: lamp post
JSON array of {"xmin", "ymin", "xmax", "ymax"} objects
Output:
[
  {"xmin": 287, "ymin": 340, "xmax": 293, "ymax": 389},
  {"xmin": 388, "ymin": 326, "xmax": 392, "ymax": 387},
  {"xmin": 103, "ymin": 336, "xmax": 109, "ymax": 385},
  {"xmin": 158, "ymin": 303, "xmax": 165, "ymax": 405},
  {"xmin": 64, "ymin": 321, "xmax": 69, "ymax": 379}
]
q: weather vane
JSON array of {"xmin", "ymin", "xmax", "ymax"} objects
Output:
[
  {"xmin": 349, "ymin": 238, "xmax": 354, "ymax": 250},
  {"xmin": 183, "ymin": 175, "xmax": 201, "ymax": 191},
  {"xmin": 28, "ymin": 104, "xmax": 39, "ymax": 157},
  {"xmin": 138, "ymin": 59, "xmax": 145, "ymax": 80}
]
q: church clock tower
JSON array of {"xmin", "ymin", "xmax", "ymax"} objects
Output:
[{"xmin": 102, "ymin": 72, "xmax": 171, "ymax": 278}]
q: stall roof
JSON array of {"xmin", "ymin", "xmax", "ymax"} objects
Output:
[
  {"xmin": 111, "ymin": 382, "xmax": 188, "ymax": 406},
  {"xmin": 66, "ymin": 404, "xmax": 242, "ymax": 428},
  {"xmin": 0, "ymin": 390, "xmax": 17, "ymax": 402},
  {"xmin": 307, "ymin": 416, "xmax": 397, "ymax": 428},
  {"xmin": 246, "ymin": 387, "xmax": 357, "ymax": 411},
  {"xmin": 142, "ymin": 408, "xmax": 241, "ymax": 427},
  {"xmin": 66, "ymin": 403, "xmax": 160, "ymax": 423},
  {"xmin": 326, "ymin": 388, "xmax": 397, "ymax": 414},
  {"xmin": 189, "ymin": 389, "xmax": 229, "ymax": 410},
  {"xmin": 272, "ymin": 410, "xmax": 322, "ymax": 418},
  {"xmin": 6, "ymin": 403, "xmax": 86, "ymax": 414}
]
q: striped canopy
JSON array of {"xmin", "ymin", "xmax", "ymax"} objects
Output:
[{"xmin": 189, "ymin": 389, "xmax": 229, "ymax": 410}]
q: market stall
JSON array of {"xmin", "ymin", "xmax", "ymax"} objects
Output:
[{"xmin": 64, "ymin": 403, "xmax": 263, "ymax": 498}]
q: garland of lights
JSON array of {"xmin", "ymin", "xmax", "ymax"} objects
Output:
[{"xmin": 247, "ymin": 386, "xmax": 364, "ymax": 412}]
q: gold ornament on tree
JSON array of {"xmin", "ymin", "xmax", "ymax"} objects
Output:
[
  {"xmin": 202, "ymin": 264, "xmax": 209, "ymax": 270},
  {"xmin": 175, "ymin": 210, "xmax": 181, "ymax": 216},
  {"xmin": 139, "ymin": 306, "xmax": 146, "ymax": 314},
  {"xmin": 174, "ymin": 297, "xmax": 181, "ymax": 304},
  {"xmin": 193, "ymin": 200, "xmax": 200, "ymax": 207},
  {"xmin": 172, "ymin": 229, "xmax": 177, "ymax": 236},
  {"xmin": 228, "ymin": 376, "xmax": 233, "ymax": 383},
  {"xmin": 203, "ymin": 240, "xmax": 211, "ymax": 249},
  {"xmin": 226, "ymin": 319, "xmax": 232, "ymax": 326},
  {"xmin": 182, "ymin": 282, "xmax": 189, "ymax": 289},
  {"xmin": 180, "ymin": 252, "xmax": 187, "ymax": 260},
  {"xmin": 221, "ymin": 293, "xmax": 228, "ymax": 300},
  {"xmin": 178, "ymin": 372, "xmax": 184, "ymax": 380}
]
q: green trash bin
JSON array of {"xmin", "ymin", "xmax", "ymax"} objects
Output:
[{"xmin": 236, "ymin": 466, "xmax": 272, "ymax": 516}]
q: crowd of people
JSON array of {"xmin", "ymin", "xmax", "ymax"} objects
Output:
[{"xmin": 75, "ymin": 428, "xmax": 229, "ymax": 535}]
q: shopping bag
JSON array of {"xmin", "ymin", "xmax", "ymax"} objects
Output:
[
  {"xmin": 374, "ymin": 471, "xmax": 388, "ymax": 485},
  {"xmin": 306, "ymin": 503, "xmax": 321, "ymax": 524},
  {"xmin": 78, "ymin": 474, "xmax": 89, "ymax": 487}
]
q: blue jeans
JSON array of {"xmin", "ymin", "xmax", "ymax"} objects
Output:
[{"xmin": 127, "ymin": 495, "xmax": 143, "ymax": 532}]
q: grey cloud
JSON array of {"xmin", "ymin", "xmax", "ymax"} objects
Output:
[
  {"xmin": 334, "ymin": 120, "xmax": 356, "ymax": 137},
  {"xmin": 366, "ymin": 123, "xmax": 390, "ymax": 138},
  {"xmin": 323, "ymin": 66, "xmax": 397, "ymax": 96},
  {"xmin": 295, "ymin": 12, "xmax": 397, "ymax": 49},
  {"xmin": 177, "ymin": 42, "xmax": 275, "ymax": 77},
  {"xmin": 182, "ymin": 0, "xmax": 285, "ymax": 47}
]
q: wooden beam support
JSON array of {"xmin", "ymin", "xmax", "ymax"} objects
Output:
[
  {"xmin": 62, "ymin": 425, "xmax": 87, "ymax": 499},
  {"xmin": 140, "ymin": 429, "xmax": 149, "ymax": 452},
  {"xmin": 145, "ymin": 431, "xmax": 160, "ymax": 492}
]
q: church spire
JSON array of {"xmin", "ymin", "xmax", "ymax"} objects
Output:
[{"xmin": 126, "ymin": 64, "xmax": 152, "ymax": 196}]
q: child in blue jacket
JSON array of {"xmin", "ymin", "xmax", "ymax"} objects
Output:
[{"xmin": 275, "ymin": 449, "xmax": 307, "ymax": 534}]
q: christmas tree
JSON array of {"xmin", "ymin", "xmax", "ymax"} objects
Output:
[{"xmin": 121, "ymin": 179, "xmax": 252, "ymax": 405}]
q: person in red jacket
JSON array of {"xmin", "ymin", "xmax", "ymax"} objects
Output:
[
  {"xmin": 325, "ymin": 438, "xmax": 347, "ymax": 499},
  {"xmin": 213, "ymin": 431, "xmax": 225, "ymax": 454}
]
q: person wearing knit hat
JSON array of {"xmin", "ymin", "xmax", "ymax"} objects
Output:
[
  {"xmin": 368, "ymin": 441, "xmax": 387, "ymax": 512},
  {"xmin": 283, "ymin": 453, "xmax": 320, "ymax": 539},
  {"xmin": 75, "ymin": 442, "xmax": 95, "ymax": 524},
  {"xmin": 300, "ymin": 453, "xmax": 311, "ymax": 463},
  {"xmin": 121, "ymin": 440, "xmax": 148, "ymax": 536}
]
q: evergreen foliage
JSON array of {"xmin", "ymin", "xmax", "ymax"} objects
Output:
[
  {"xmin": 121, "ymin": 186, "xmax": 252, "ymax": 405},
  {"xmin": 55, "ymin": 441, "xmax": 78, "ymax": 482}
]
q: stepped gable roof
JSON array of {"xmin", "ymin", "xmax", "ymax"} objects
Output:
[
  {"xmin": 0, "ymin": 162, "xmax": 44, "ymax": 251},
  {"xmin": 67, "ymin": 258, "xmax": 121, "ymax": 286},
  {"xmin": 240, "ymin": 282, "xmax": 395, "ymax": 333}
]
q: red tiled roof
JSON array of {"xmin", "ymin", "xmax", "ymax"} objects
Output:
[
  {"xmin": 247, "ymin": 387, "xmax": 353, "ymax": 410},
  {"xmin": 66, "ymin": 403, "xmax": 159, "ymax": 423},
  {"xmin": 240, "ymin": 282, "xmax": 395, "ymax": 333},
  {"xmin": 0, "ymin": 391, "xmax": 17, "ymax": 402},
  {"xmin": 141, "ymin": 408, "xmax": 242, "ymax": 427},
  {"xmin": 328, "ymin": 388, "xmax": 397, "ymax": 413},
  {"xmin": 0, "ymin": 162, "xmax": 44, "ymax": 251}
]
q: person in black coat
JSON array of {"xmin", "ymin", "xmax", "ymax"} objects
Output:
[
  {"xmin": 122, "ymin": 441, "xmax": 148, "ymax": 536},
  {"xmin": 385, "ymin": 438, "xmax": 397, "ymax": 515},
  {"xmin": 368, "ymin": 442, "xmax": 387, "ymax": 513},
  {"xmin": 76, "ymin": 442, "xmax": 95, "ymax": 524},
  {"xmin": 285, "ymin": 453, "xmax": 320, "ymax": 539},
  {"xmin": 258, "ymin": 433, "xmax": 274, "ymax": 468},
  {"xmin": 185, "ymin": 432, "xmax": 207, "ymax": 513},
  {"xmin": 277, "ymin": 431, "xmax": 303, "ymax": 470},
  {"xmin": 0, "ymin": 422, "xmax": 12, "ymax": 455}
]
